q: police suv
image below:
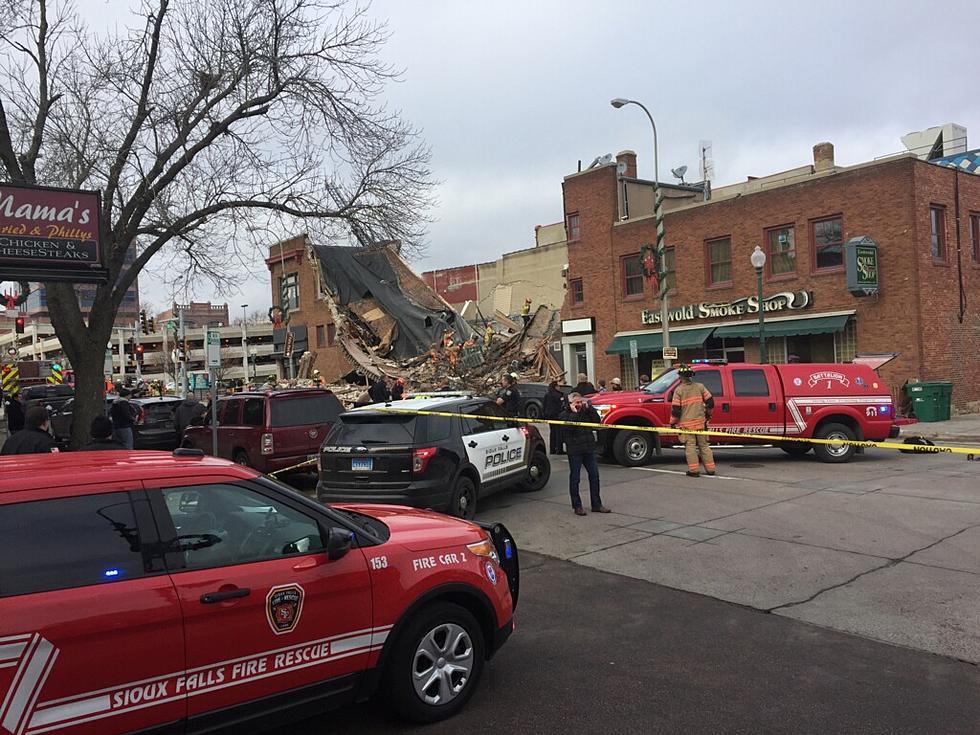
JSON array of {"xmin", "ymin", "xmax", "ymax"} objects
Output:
[{"xmin": 316, "ymin": 395, "xmax": 551, "ymax": 519}]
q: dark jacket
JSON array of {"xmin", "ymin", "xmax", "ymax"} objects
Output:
[
  {"xmin": 391, "ymin": 383, "xmax": 404, "ymax": 401},
  {"xmin": 4, "ymin": 397, "xmax": 25, "ymax": 433},
  {"xmin": 109, "ymin": 398, "xmax": 136, "ymax": 428},
  {"xmin": 497, "ymin": 385, "xmax": 521, "ymax": 416},
  {"xmin": 542, "ymin": 388, "xmax": 566, "ymax": 419},
  {"xmin": 368, "ymin": 381, "xmax": 391, "ymax": 403},
  {"xmin": 559, "ymin": 404, "xmax": 601, "ymax": 455},
  {"xmin": 80, "ymin": 438, "xmax": 126, "ymax": 451},
  {"xmin": 1, "ymin": 428, "xmax": 58, "ymax": 455},
  {"xmin": 572, "ymin": 381, "xmax": 597, "ymax": 397},
  {"xmin": 174, "ymin": 398, "xmax": 206, "ymax": 434}
]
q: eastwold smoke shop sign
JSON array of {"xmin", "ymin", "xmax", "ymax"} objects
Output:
[
  {"xmin": 641, "ymin": 290, "xmax": 813, "ymax": 325},
  {"xmin": 0, "ymin": 182, "xmax": 107, "ymax": 283}
]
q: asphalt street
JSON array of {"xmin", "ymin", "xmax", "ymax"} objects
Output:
[{"xmin": 281, "ymin": 443, "xmax": 980, "ymax": 733}]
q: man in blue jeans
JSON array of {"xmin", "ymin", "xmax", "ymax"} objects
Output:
[{"xmin": 559, "ymin": 392, "xmax": 611, "ymax": 516}]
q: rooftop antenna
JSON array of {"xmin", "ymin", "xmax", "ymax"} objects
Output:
[
  {"xmin": 670, "ymin": 165, "xmax": 688, "ymax": 183},
  {"xmin": 699, "ymin": 140, "xmax": 714, "ymax": 182}
]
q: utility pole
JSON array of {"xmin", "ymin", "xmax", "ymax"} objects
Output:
[
  {"xmin": 134, "ymin": 320, "xmax": 142, "ymax": 379},
  {"xmin": 117, "ymin": 328, "xmax": 126, "ymax": 381},
  {"xmin": 178, "ymin": 306, "xmax": 187, "ymax": 394},
  {"xmin": 241, "ymin": 304, "xmax": 249, "ymax": 385}
]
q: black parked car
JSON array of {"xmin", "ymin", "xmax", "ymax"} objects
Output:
[
  {"xmin": 49, "ymin": 395, "xmax": 184, "ymax": 450},
  {"xmin": 316, "ymin": 395, "xmax": 551, "ymax": 519},
  {"xmin": 22, "ymin": 384, "xmax": 75, "ymax": 413}
]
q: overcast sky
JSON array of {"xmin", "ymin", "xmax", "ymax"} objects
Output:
[{"xmin": 60, "ymin": 0, "xmax": 980, "ymax": 314}]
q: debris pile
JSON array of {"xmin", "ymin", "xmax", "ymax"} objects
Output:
[{"xmin": 306, "ymin": 243, "xmax": 565, "ymax": 395}]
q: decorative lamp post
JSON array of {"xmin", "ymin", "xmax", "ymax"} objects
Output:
[
  {"xmin": 611, "ymin": 97, "xmax": 671, "ymax": 366},
  {"xmin": 750, "ymin": 245, "xmax": 768, "ymax": 363}
]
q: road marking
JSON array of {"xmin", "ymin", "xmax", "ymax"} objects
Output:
[{"xmin": 630, "ymin": 466, "xmax": 740, "ymax": 481}]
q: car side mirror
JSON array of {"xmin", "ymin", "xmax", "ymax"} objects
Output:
[{"xmin": 325, "ymin": 527, "xmax": 353, "ymax": 561}]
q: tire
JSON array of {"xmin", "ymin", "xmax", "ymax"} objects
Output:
[
  {"xmin": 612, "ymin": 429, "xmax": 652, "ymax": 466},
  {"xmin": 383, "ymin": 602, "xmax": 486, "ymax": 724},
  {"xmin": 233, "ymin": 450, "xmax": 250, "ymax": 467},
  {"xmin": 812, "ymin": 423, "xmax": 856, "ymax": 463},
  {"xmin": 448, "ymin": 476, "xmax": 477, "ymax": 520},
  {"xmin": 516, "ymin": 449, "xmax": 550, "ymax": 492},
  {"xmin": 523, "ymin": 401, "xmax": 541, "ymax": 420},
  {"xmin": 780, "ymin": 442, "xmax": 812, "ymax": 458}
]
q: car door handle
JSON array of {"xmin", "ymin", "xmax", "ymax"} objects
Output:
[
  {"xmin": 468, "ymin": 440, "xmax": 477, "ymax": 448},
  {"xmin": 721, "ymin": 403, "xmax": 730, "ymax": 412},
  {"xmin": 768, "ymin": 402, "xmax": 777, "ymax": 411},
  {"xmin": 200, "ymin": 587, "xmax": 251, "ymax": 604}
]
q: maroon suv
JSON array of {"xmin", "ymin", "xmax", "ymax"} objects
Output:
[{"xmin": 182, "ymin": 389, "xmax": 343, "ymax": 473}]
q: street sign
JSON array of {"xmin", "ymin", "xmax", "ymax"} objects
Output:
[
  {"xmin": 628, "ymin": 339, "xmax": 638, "ymax": 359},
  {"xmin": 663, "ymin": 346, "xmax": 678, "ymax": 360},
  {"xmin": 206, "ymin": 330, "xmax": 222, "ymax": 368},
  {"xmin": 284, "ymin": 331, "xmax": 295, "ymax": 358}
]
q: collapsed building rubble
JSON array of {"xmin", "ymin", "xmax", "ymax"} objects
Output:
[{"xmin": 300, "ymin": 243, "xmax": 565, "ymax": 401}]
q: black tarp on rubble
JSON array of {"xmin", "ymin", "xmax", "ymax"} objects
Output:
[{"xmin": 311, "ymin": 244, "xmax": 475, "ymax": 361}]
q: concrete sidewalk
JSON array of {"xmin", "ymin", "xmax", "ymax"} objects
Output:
[{"xmin": 906, "ymin": 413, "xmax": 980, "ymax": 443}]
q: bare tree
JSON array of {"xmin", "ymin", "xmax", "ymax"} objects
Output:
[
  {"xmin": 233, "ymin": 308, "xmax": 270, "ymax": 326},
  {"xmin": 0, "ymin": 0, "xmax": 434, "ymax": 447}
]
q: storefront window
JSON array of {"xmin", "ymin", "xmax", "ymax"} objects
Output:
[
  {"xmin": 766, "ymin": 226, "xmax": 796, "ymax": 275},
  {"xmin": 812, "ymin": 216, "xmax": 843, "ymax": 270},
  {"xmin": 834, "ymin": 319, "xmax": 858, "ymax": 362},
  {"xmin": 573, "ymin": 343, "xmax": 588, "ymax": 377},
  {"xmin": 706, "ymin": 237, "xmax": 732, "ymax": 285},
  {"xmin": 704, "ymin": 336, "xmax": 745, "ymax": 363}
]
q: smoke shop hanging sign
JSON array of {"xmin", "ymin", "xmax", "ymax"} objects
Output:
[
  {"xmin": 845, "ymin": 236, "xmax": 879, "ymax": 296},
  {"xmin": 642, "ymin": 290, "xmax": 813, "ymax": 325}
]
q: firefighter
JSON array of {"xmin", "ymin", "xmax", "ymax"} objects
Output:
[
  {"xmin": 520, "ymin": 298, "xmax": 532, "ymax": 325},
  {"xmin": 670, "ymin": 364, "xmax": 716, "ymax": 477},
  {"xmin": 483, "ymin": 323, "xmax": 495, "ymax": 348}
]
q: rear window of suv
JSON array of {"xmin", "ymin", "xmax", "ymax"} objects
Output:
[
  {"xmin": 330, "ymin": 414, "xmax": 417, "ymax": 444},
  {"xmin": 270, "ymin": 393, "xmax": 343, "ymax": 427}
]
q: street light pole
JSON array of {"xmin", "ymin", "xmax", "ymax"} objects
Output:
[
  {"xmin": 240, "ymin": 304, "xmax": 249, "ymax": 385},
  {"xmin": 750, "ymin": 245, "xmax": 768, "ymax": 363},
  {"xmin": 611, "ymin": 97, "xmax": 670, "ymax": 366}
]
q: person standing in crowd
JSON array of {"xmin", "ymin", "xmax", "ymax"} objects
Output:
[
  {"xmin": 670, "ymin": 364, "xmax": 716, "ymax": 477},
  {"xmin": 559, "ymin": 393, "xmax": 610, "ymax": 516},
  {"xmin": 3, "ymin": 392, "xmax": 26, "ymax": 434},
  {"xmin": 637, "ymin": 374, "xmax": 650, "ymax": 390},
  {"xmin": 542, "ymin": 380, "xmax": 566, "ymax": 455},
  {"xmin": 391, "ymin": 377, "xmax": 406, "ymax": 401},
  {"xmin": 174, "ymin": 391, "xmax": 206, "ymax": 440},
  {"xmin": 495, "ymin": 374, "xmax": 521, "ymax": 416},
  {"xmin": 368, "ymin": 376, "xmax": 391, "ymax": 403},
  {"xmin": 610, "ymin": 377, "xmax": 624, "ymax": 392},
  {"xmin": 109, "ymin": 388, "xmax": 137, "ymax": 450},
  {"xmin": 81, "ymin": 415, "xmax": 125, "ymax": 451},
  {"xmin": 1, "ymin": 406, "xmax": 58, "ymax": 455},
  {"xmin": 596, "ymin": 379, "xmax": 607, "ymax": 394},
  {"xmin": 572, "ymin": 373, "xmax": 596, "ymax": 396}
]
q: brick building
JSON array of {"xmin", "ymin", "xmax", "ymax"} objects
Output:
[
  {"xmin": 560, "ymin": 137, "xmax": 980, "ymax": 410},
  {"xmin": 265, "ymin": 234, "xmax": 348, "ymax": 380},
  {"xmin": 154, "ymin": 301, "xmax": 229, "ymax": 329}
]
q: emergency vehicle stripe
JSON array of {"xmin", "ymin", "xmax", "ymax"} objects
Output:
[
  {"xmin": 1, "ymin": 636, "xmax": 57, "ymax": 735},
  {"xmin": 0, "ymin": 643, "xmax": 28, "ymax": 665}
]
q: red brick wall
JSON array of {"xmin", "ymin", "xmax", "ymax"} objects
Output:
[
  {"xmin": 562, "ymin": 156, "xmax": 980, "ymax": 410},
  {"xmin": 421, "ymin": 264, "xmax": 479, "ymax": 305}
]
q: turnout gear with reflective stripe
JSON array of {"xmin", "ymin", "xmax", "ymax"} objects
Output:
[{"xmin": 671, "ymin": 380, "xmax": 716, "ymax": 473}]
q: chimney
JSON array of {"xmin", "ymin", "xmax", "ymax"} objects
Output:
[
  {"xmin": 616, "ymin": 150, "xmax": 637, "ymax": 178},
  {"xmin": 813, "ymin": 142, "xmax": 835, "ymax": 173}
]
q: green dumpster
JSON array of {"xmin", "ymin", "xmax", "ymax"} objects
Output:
[{"xmin": 906, "ymin": 381, "xmax": 953, "ymax": 422}]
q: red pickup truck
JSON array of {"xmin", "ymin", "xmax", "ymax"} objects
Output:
[{"xmin": 589, "ymin": 361, "xmax": 901, "ymax": 465}]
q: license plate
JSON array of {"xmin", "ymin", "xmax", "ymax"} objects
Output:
[{"xmin": 351, "ymin": 458, "xmax": 373, "ymax": 471}]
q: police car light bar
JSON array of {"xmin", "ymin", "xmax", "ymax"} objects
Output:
[{"xmin": 690, "ymin": 359, "xmax": 727, "ymax": 365}]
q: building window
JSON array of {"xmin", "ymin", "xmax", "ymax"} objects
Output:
[
  {"xmin": 316, "ymin": 324, "xmax": 326, "ymax": 348},
  {"xmin": 567, "ymin": 212, "xmax": 581, "ymax": 241},
  {"xmin": 930, "ymin": 206, "xmax": 946, "ymax": 261},
  {"xmin": 969, "ymin": 212, "xmax": 980, "ymax": 264},
  {"xmin": 622, "ymin": 254, "xmax": 644, "ymax": 298},
  {"xmin": 834, "ymin": 318, "xmax": 858, "ymax": 362},
  {"xmin": 663, "ymin": 247, "xmax": 676, "ymax": 292},
  {"xmin": 812, "ymin": 216, "xmax": 844, "ymax": 271},
  {"xmin": 766, "ymin": 225, "xmax": 796, "ymax": 276},
  {"xmin": 279, "ymin": 273, "xmax": 299, "ymax": 310},
  {"xmin": 706, "ymin": 237, "xmax": 732, "ymax": 286},
  {"xmin": 327, "ymin": 323, "xmax": 336, "ymax": 346},
  {"xmin": 570, "ymin": 278, "xmax": 584, "ymax": 304}
]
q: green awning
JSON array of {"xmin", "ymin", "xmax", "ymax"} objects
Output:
[
  {"xmin": 712, "ymin": 314, "xmax": 850, "ymax": 339},
  {"xmin": 606, "ymin": 327, "xmax": 715, "ymax": 355}
]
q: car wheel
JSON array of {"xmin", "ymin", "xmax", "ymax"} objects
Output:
[
  {"xmin": 812, "ymin": 423, "xmax": 856, "ymax": 463},
  {"xmin": 780, "ymin": 442, "xmax": 812, "ymax": 458},
  {"xmin": 384, "ymin": 602, "xmax": 485, "ymax": 724},
  {"xmin": 233, "ymin": 450, "xmax": 250, "ymax": 467},
  {"xmin": 524, "ymin": 401, "xmax": 541, "ymax": 420},
  {"xmin": 516, "ymin": 449, "xmax": 550, "ymax": 492},
  {"xmin": 612, "ymin": 429, "xmax": 652, "ymax": 466},
  {"xmin": 449, "ymin": 476, "xmax": 477, "ymax": 520}
]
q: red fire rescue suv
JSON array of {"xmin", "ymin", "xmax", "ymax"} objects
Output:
[
  {"xmin": 0, "ymin": 450, "xmax": 518, "ymax": 733},
  {"xmin": 590, "ymin": 361, "xmax": 902, "ymax": 465}
]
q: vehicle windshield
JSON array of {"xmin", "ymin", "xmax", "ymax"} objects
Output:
[{"xmin": 644, "ymin": 369, "xmax": 679, "ymax": 394}]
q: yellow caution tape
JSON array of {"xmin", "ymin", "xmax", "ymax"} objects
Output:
[
  {"xmin": 269, "ymin": 458, "xmax": 318, "ymax": 477},
  {"xmin": 372, "ymin": 407, "xmax": 977, "ymax": 456}
]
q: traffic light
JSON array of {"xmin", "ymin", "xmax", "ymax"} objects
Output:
[
  {"xmin": 139, "ymin": 309, "xmax": 148, "ymax": 334},
  {"xmin": 147, "ymin": 316, "xmax": 155, "ymax": 333},
  {"xmin": 14, "ymin": 317, "xmax": 25, "ymax": 334},
  {"xmin": 135, "ymin": 344, "xmax": 145, "ymax": 364}
]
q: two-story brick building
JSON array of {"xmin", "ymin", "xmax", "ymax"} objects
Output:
[{"xmin": 560, "ymin": 135, "xmax": 980, "ymax": 410}]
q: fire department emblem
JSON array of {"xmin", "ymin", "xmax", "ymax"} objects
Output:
[{"xmin": 266, "ymin": 584, "xmax": 305, "ymax": 635}]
